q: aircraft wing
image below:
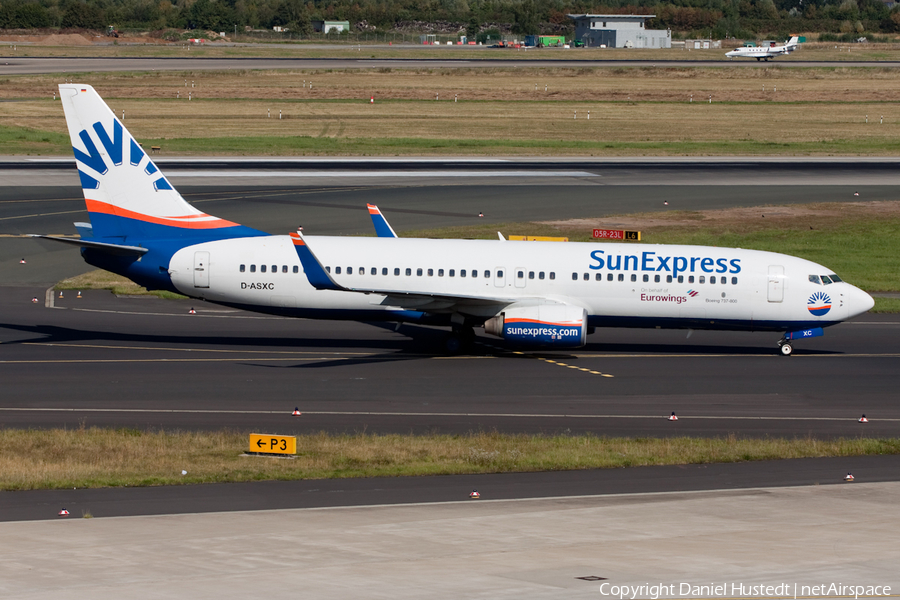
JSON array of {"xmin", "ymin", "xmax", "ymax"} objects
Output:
[{"xmin": 289, "ymin": 231, "xmax": 518, "ymax": 312}]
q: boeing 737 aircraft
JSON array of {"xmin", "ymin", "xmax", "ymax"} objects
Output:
[
  {"xmin": 725, "ymin": 37, "xmax": 800, "ymax": 60},
  {"xmin": 35, "ymin": 84, "xmax": 874, "ymax": 355}
]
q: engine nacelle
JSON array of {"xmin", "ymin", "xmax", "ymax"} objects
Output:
[{"xmin": 483, "ymin": 302, "xmax": 588, "ymax": 347}]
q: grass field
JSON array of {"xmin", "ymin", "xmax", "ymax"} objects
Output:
[
  {"xmin": 1, "ymin": 427, "xmax": 897, "ymax": 491},
  {"xmin": 3, "ymin": 67, "xmax": 900, "ymax": 156}
]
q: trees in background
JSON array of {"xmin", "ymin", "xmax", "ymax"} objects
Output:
[{"xmin": 0, "ymin": 0, "xmax": 897, "ymax": 37}]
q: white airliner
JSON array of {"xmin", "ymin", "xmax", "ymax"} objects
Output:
[
  {"xmin": 36, "ymin": 84, "xmax": 874, "ymax": 355},
  {"xmin": 726, "ymin": 37, "xmax": 800, "ymax": 60}
]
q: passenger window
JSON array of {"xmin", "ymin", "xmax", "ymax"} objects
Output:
[
  {"xmin": 550, "ymin": 272, "xmax": 556, "ymax": 280},
  {"xmin": 461, "ymin": 270, "xmax": 466, "ymax": 277},
  {"xmin": 572, "ymin": 273, "xmax": 578, "ymax": 281},
  {"xmin": 822, "ymin": 275, "xmax": 833, "ymax": 285},
  {"xmin": 529, "ymin": 271, "xmax": 535, "ymax": 279},
  {"xmin": 293, "ymin": 266, "xmax": 299, "ymax": 274},
  {"xmin": 688, "ymin": 276, "xmax": 694, "ymax": 283},
  {"xmin": 261, "ymin": 265, "xmax": 267, "ymax": 273},
  {"xmin": 347, "ymin": 267, "xmax": 352, "ymax": 275},
  {"xmin": 583, "ymin": 273, "xmax": 590, "ymax": 281},
  {"xmin": 272, "ymin": 265, "xmax": 277, "ymax": 273},
  {"xmin": 427, "ymin": 269, "xmax": 434, "ymax": 277},
  {"xmin": 809, "ymin": 274, "xmax": 821, "ymax": 285},
  {"xmin": 438, "ymin": 269, "xmax": 444, "ymax": 277},
  {"xmin": 406, "ymin": 268, "xmax": 411, "ymax": 276},
  {"xmin": 710, "ymin": 276, "xmax": 716, "ymax": 284},
  {"xmin": 358, "ymin": 267, "xmax": 363, "ymax": 275},
  {"xmin": 371, "ymin": 267, "xmax": 377, "ymax": 275},
  {"xmin": 618, "ymin": 274, "xmax": 624, "ymax": 282},
  {"xmin": 539, "ymin": 272, "xmax": 545, "ymax": 280},
  {"xmin": 654, "ymin": 275, "xmax": 660, "ymax": 283},
  {"xmin": 394, "ymin": 268, "xmax": 400, "ymax": 276},
  {"xmin": 250, "ymin": 265, "xmax": 256, "ymax": 272},
  {"xmin": 518, "ymin": 271, "xmax": 524, "ymax": 279},
  {"xmin": 382, "ymin": 268, "xmax": 388, "ymax": 275},
  {"xmin": 282, "ymin": 265, "xmax": 288, "ymax": 273},
  {"xmin": 677, "ymin": 275, "xmax": 683, "ymax": 283},
  {"xmin": 417, "ymin": 268, "xmax": 423, "ymax": 276},
  {"xmin": 472, "ymin": 270, "xmax": 477, "ymax": 278},
  {"xmin": 240, "ymin": 264, "xmax": 245, "ymax": 272},
  {"xmin": 731, "ymin": 276, "xmax": 738, "ymax": 284},
  {"xmin": 449, "ymin": 269, "xmax": 455, "ymax": 277},
  {"xmin": 643, "ymin": 274, "xmax": 649, "ymax": 283},
  {"xmin": 699, "ymin": 276, "xmax": 705, "ymax": 284},
  {"xmin": 666, "ymin": 275, "xmax": 672, "ymax": 283},
  {"xmin": 485, "ymin": 270, "xmax": 491, "ymax": 278},
  {"xmin": 631, "ymin": 274, "xmax": 637, "ymax": 282},
  {"xmin": 324, "ymin": 266, "xmax": 330, "ymax": 274},
  {"xmin": 335, "ymin": 266, "xmax": 341, "ymax": 274},
  {"xmin": 595, "ymin": 273, "xmax": 602, "ymax": 281},
  {"xmin": 607, "ymin": 273, "xmax": 613, "ymax": 281}
]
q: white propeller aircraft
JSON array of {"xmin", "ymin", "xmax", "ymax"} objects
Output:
[
  {"xmin": 35, "ymin": 84, "xmax": 874, "ymax": 355},
  {"xmin": 726, "ymin": 36, "xmax": 800, "ymax": 61}
]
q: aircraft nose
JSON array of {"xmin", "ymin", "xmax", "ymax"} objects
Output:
[{"xmin": 846, "ymin": 285, "xmax": 875, "ymax": 318}]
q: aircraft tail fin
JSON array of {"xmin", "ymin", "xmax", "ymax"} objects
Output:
[
  {"xmin": 786, "ymin": 36, "xmax": 800, "ymax": 47},
  {"xmin": 58, "ymin": 84, "xmax": 262, "ymax": 243}
]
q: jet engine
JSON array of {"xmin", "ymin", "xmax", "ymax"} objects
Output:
[{"xmin": 483, "ymin": 302, "xmax": 588, "ymax": 348}]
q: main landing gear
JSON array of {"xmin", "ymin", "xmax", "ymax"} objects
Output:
[{"xmin": 445, "ymin": 325, "xmax": 475, "ymax": 354}]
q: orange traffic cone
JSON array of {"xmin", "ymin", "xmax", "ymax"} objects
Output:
[
  {"xmin": 370, "ymin": 96, "xmax": 374, "ymax": 104},
  {"xmin": 76, "ymin": 291, "xmax": 82, "ymax": 299},
  {"xmin": 189, "ymin": 308, "xmax": 196, "ymax": 314},
  {"xmin": 844, "ymin": 473, "xmax": 854, "ymax": 481},
  {"xmin": 859, "ymin": 414, "xmax": 868, "ymax": 423},
  {"xmin": 58, "ymin": 291, "xmax": 64, "ymax": 299},
  {"xmin": 19, "ymin": 258, "xmax": 26, "ymax": 264},
  {"xmin": 31, "ymin": 297, "xmax": 38, "ymax": 303},
  {"xmin": 668, "ymin": 412, "xmax": 678, "ymax": 421},
  {"xmin": 292, "ymin": 407, "xmax": 302, "ymax": 416},
  {"xmin": 58, "ymin": 508, "xmax": 70, "ymax": 516},
  {"xmin": 469, "ymin": 490, "xmax": 480, "ymax": 499}
]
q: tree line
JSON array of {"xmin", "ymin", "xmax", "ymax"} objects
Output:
[{"xmin": 1, "ymin": 0, "xmax": 899, "ymax": 39}]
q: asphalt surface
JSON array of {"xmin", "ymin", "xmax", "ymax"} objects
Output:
[
  {"xmin": 2, "ymin": 56, "xmax": 900, "ymax": 75},
  {"xmin": 1, "ymin": 159, "xmax": 898, "ymax": 519},
  {"xmin": 1, "ymin": 455, "xmax": 896, "ymax": 522}
]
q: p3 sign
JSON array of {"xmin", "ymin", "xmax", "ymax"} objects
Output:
[{"xmin": 249, "ymin": 433, "xmax": 297, "ymax": 455}]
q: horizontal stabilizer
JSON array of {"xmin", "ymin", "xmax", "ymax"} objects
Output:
[{"xmin": 29, "ymin": 235, "xmax": 148, "ymax": 255}]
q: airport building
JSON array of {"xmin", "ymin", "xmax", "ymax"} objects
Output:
[
  {"xmin": 312, "ymin": 20, "xmax": 350, "ymax": 34},
  {"xmin": 568, "ymin": 14, "xmax": 671, "ymax": 49}
]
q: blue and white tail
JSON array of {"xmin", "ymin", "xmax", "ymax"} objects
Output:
[{"xmin": 59, "ymin": 84, "xmax": 262, "ymax": 243}]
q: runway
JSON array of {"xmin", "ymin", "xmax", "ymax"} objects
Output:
[{"xmin": 3, "ymin": 56, "xmax": 900, "ymax": 75}]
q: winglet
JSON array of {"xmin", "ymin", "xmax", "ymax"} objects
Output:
[
  {"xmin": 289, "ymin": 231, "xmax": 346, "ymax": 291},
  {"xmin": 367, "ymin": 204, "xmax": 398, "ymax": 238}
]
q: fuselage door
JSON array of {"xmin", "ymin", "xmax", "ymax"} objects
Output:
[
  {"xmin": 494, "ymin": 267, "xmax": 506, "ymax": 288},
  {"xmin": 767, "ymin": 265, "xmax": 784, "ymax": 302},
  {"xmin": 193, "ymin": 251, "xmax": 210, "ymax": 288},
  {"xmin": 514, "ymin": 267, "xmax": 526, "ymax": 289}
]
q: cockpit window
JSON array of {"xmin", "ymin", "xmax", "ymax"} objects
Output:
[
  {"xmin": 809, "ymin": 275, "xmax": 821, "ymax": 285},
  {"xmin": 830, "ymin": 274, "xmax": 843, "ymax": 282},
  {"xmin": 821, "ymin": 275, "xmax": 833, "ymax": 285}
]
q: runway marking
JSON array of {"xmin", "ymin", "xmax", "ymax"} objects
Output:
[
  {"xmin": 70, "ymin": 307, "xmax": 288, "ymax": 320},
  {"xmin": 0, "ymin": 208, "xmax": 85, "ymax": 221},
  {"xmin": 0, "ymin": 407, "xmax": 898, "ymax": 422},
  {"xmin": 503, "ymin": 349, "xmax": 613, "ymax": 377},
  {"xmin": 0, "ymin": 357, "xmax": 339, "ymax": 364}
]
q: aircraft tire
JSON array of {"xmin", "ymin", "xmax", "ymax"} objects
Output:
[{"xmin": 779, "ymin": 343, "xmax": 793, "ymax": 356}]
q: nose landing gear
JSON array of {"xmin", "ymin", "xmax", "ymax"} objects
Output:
[{"xmin": 777, "ymin": 339, "xmax": 793, "ymax": 356}]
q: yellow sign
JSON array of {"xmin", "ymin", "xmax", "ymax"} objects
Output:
[
  {"xmin": 508, "ymin": 235, "xmax": 569, "ymax": 242},
  {"xmin": 249, "ymin": 433, "xmax": 296, "ymax": 455}
]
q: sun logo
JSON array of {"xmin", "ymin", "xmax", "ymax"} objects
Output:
[{"xmin": 807, "ymin": 291, "xmax": 832, "ymax": 316}]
